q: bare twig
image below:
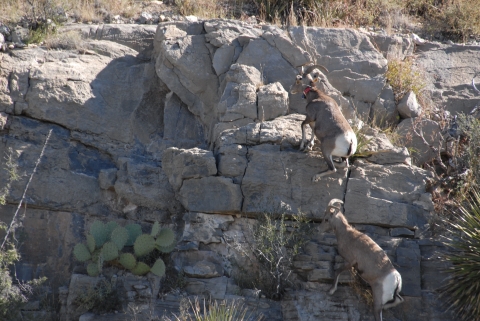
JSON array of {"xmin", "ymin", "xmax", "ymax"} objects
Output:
[{"xmin": 1, "ymin": 129, "xmax": 52, "ymax": 250}]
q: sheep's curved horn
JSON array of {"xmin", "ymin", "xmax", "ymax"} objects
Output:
[
  {"xmin": 303, "ymin": 64, "xmax": 329, "ymax": 76},
  {"xmin": 295, "ymin": 62, "xmax": 314, "ymax": 75},
  {"xmin": 472, "ymin": 73, "xmax": 480, "ymax": 94},
  {"xmin": 327, "ymin": 198, "xmax": 343, "ymax": 209}
]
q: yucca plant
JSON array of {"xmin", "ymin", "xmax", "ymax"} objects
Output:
[
  {"xmin": 168, "ymin": 297, "xmax": 264, "ymax": 321},
  {"xmin": 441, "ymin": 188, "xmax": 480, "ymax": 321}
]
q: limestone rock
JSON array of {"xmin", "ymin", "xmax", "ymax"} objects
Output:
[
  {"xmin": 289, "ymin": 27, "xmax": 388, "ymax": 76},
  {"xmin": 184, "ymin": 260, "xmax": 223, "ymax": 278},
  {"xmin": 179, "ymin": 176, "xmax": 242, "ymax": 213},
  {"xmin": 416, "ymin": 42, "xmax": 480, "ymax": 116},
  {"xmin": 182, "ymin": 212, "xmax": 234, "ymax": 245},
  {"xmin": 241, "ymin": 144, "xmax": 347, "ymax": 218},
  {"xmin": 394, "ymin": 117, "xmax": 444, "ymax": 166},
  {"xmin": 217, "ymin": 144, "xmax": 248, "ymax": 183},
  {"xmin": 162, "ymin": 92, "xmax": 206, "ymax": 151},
  {"xmin": 369, "ymin": 34, "xmax": 414, "ymax": 60},
  {"xmin": 99, "ymin": 168, "xmax": 117, "ymax": 190},
  {"xmin": 162, "ymin": 147, "xmax": 217, "ymax": 191},
  {"xmin": 114, "ymin": 158, "xmax": 180, "ymax": 212},
  {"xmin": 344, "ymin": 162, "xmax": 433, "ymax": 229},
  {"xmin": 398, "ymin": 91, "xmax": 422, "ymax": 118},
  {"xmin": 257, "ymin": 82, "xmax": 289, "ymax": 121}
]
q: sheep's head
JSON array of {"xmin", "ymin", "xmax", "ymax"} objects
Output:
[
  {"xmin": 319, "ymin": 198, "xmax": 343, "ymax": 233},
  {"xmin": 290, "ymin": 64, "xmax": 329, "ymax": 95}
]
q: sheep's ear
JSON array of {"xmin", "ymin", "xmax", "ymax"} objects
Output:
[
  {"xmin": 312, "ymin": 76, "xmax": 319, "ymax": 83},
  {"xmin": 329, "ymin": 207, "xmax": 335, "ymax": 213}
]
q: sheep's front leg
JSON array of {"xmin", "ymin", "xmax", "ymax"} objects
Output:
[
  {"xmin": 328, "ymin": 261, "xmax": 353, "ymax": 295},
  {"xmin": 304, "ymin": 123, "xmax": 315, "ymax": 151},
  {"xmin": 299, "ymin": 122, "xmax": 307, "ymax": 151},
  {"xmin": 300, "ymin": 119, "xmax": 313, "ymax": 152}
]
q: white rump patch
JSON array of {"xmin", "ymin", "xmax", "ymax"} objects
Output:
[
  {"xmin": 331, "ymin": 132, "xmax": 356, "ymax": 157},
  {"xmin": 381, "ymin": 270, "xmax": 400, "ymax": 305}
]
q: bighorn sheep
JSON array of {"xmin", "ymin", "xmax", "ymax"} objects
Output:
[
  {"xmin": 290, "ymin": 65, "xmax": 357, "ymax": 182},
  {"xmin": 320, "ymin": 199, "xmax": 404, "ymax": 321}
]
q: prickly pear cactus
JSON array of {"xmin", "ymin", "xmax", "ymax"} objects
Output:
[
  {"xmin": 151, "ymin": 221, "xmax": 160, "ymax": 237},
  {"xmin": 101, "ymin": 241, "xmax": 119, "ymax": 261},
  {"xmin": 156, "ymin": 228, "xmax": 175, "ymax": 247},
  {"xmin": 150, "ymin": 258, "xmax": 166, "ymax": 277},
  {"xmin": 73, "ymin": 244, "xmax": 91, "ymax": 262},
  {"xmin": 90, "ymin": 221, "xmax": 108, "ymax": 247},
  {"xmin": 105, "ymin": 221, "xmax": 118, "ymax": 239},
  {"xmin": 134, "ymin": 234, "xmax": 155, "ymax": 257},
  {"xmin": 157, "ymin": 241, "xmax": 176, "ymax": 254},
  {"xmin": 111, "ymin": 226, "xmax": 129, "ymax": 251},
  {"xmin": 131, "ymin": 262, "xmax": 150, "ymax": 276},
  {"xmin": 125, "ymin": 224, "xmax": 142, "ymax": 247},
  {"xmin": 119, "ymin": 253, "xmax": 137, "ymax": 270},
  {"xmin": 86, "ymin": 234, "xmax": 96, "ymax": 253},
  {"xmin": 87, "ymin": 262, "xmax": 100, "ymax": 277}
]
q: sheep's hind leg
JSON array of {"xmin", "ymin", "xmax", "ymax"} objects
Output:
[
  {"xmin": 334, "ymin": 157, "xmax": 349, "ymax": 168},
  {"xmin": 312, "ymin": 153, "xmax": 337, "ymax": 182}
]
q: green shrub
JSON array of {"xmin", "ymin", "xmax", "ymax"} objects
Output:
[
  {"xmin": 455, "ymin": 114, "xmax": 480, "ymax": 195},
  {"xmin": 73, "ymin": 278, "xmax": 120, "ymax": 315},
  {"xmin": 385, "ymin": 58, "xmax": 426, "ymax": 103},
  {"xmin": 441, "ymin": 189, "xmax": 480, "ymax": 321},
  {"xmin": 233, "ymin": 211, "xmax": 312, "ymax": 300}
]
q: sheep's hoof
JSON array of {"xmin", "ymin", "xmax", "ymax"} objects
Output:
[
  {"xmin": 312, "ymin": 174, "xmax": 322, "ymax": 182},
  {"xmin": 328, "ymin": 288, "xmax": 336, "ymax": 295}
]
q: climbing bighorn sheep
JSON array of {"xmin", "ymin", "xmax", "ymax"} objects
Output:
[
  {"xmin": 290, "ymin": 64, "xmax": 357, "ymax": 182},
  {"xmin": 320, "ymin": 199, "xmax": 404, "ymax": 321}
]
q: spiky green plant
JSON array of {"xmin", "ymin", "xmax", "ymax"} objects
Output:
[
  {"xmin": 156, "ymin": 228, "xmax": 175, "ymax": 247},
  {"xmin": 134, "ymin": 234, "xmax": 156, "ymax": 257},
  {"xmin": 105, "ymin": 222, "xmax": 119, "ymax": 239},
  {"xmin": 111, "ymin": 226, "xmax": 129, "ymax": 251},
  {"xmin": 150, "ymin": 258, "xmax": 166, "ymax": 277},
  {"xmin": 167, "ymin": 297, "xmax": 264, "ymax": 321},
  {"xmin": 151, "ymin": 221, "xmax": 160, "ymax": 237},
  {"xmin": 90, "ymin": 221, "xmax": 108, "ymax": 248},
  {"xmin": 125, "ymin": 223, "xmax": 142, "ymax": 246},
  {"xmin": 101, "ymin": 242, "xmax": 119, "ymax": 262},
  {"xmin": 157, "ymin": 241, "xmax": 176, "ymax": 254},
  {"xmin": 87, "ymin": 234, "xmax": 96, "ymax": 253},
  {"xmin": 441, "ymin": 188, "xmax": 480, "ymax": 321},
  {"xmin": 73, "ymin": 244, "xmax": 91, "ymax": 262},
  {"xmin": 87, "ymin": 263, "xmax": 100, "ymax": 277},
  {"xmin": 131, "ymin": 262, "xmax": 150, "ymax": 276},
  {"xmin": 119, "ymin": 253, "xmax": 136, "ymax": 270}
]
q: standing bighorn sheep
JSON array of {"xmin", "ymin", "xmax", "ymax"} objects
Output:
[
  {"xmin": 320, "ymin": 199, "xmax": 404, "ymax": 321},
  {"xmin": 290, "ymin": 65, "xmax": 357, "ymax": 182}
]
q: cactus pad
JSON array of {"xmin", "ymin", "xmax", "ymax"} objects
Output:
[
  {"xmin": 157, "ymin": 241, "xmax": 176, "ymax": 254},
  {"xmin": 150, "ymin": 258, "xmax": 166, "ymax": 277},
  {"xmin": 111, "ymin": 226, "xmax": 129, "ymax": 251},
  {"xmin": 73, "ymin": 243, "xmax": 91, "ymax": 262},
  {"xmin": 125, "ymin": 224, "xmax": 142, "ymax": 246},
  {"xmin": 119, "ymin": 253, "xmax": 137, "ymax": 270},
  {"xmin": 131, "ymin": 262, "xmax": 150, "ymax": 276},
  {"xmin": 86, "ymin": 234, "xmax": 96, "ymax": 253},
  {"xmin": 134, "ymin": 234, "xmax": 155, "ymax": 257},
  {"xmin": 101, "ymin": 241, "xmax": 119, "ymax": 261},
  {"xmin": 150, "ymin": 221, "xmax": 160, "ymax": 237},
  {"xmin": 156, "ymin": 228, "xmax": 175, "ymax": 247},
  {"xmin": 87, "ymin": 263, "xmax": 100, "ymax": 277},
  {"xmin": 105, "ymin": 221, "xmax": 118, "ymax": 239},
  {"xmin": 90, "ymin": 221, "xmax": 108, "ymax": 247}
]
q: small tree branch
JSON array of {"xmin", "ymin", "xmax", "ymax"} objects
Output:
[{"xmin": 1, "ymin": 129, "xmax": 52, "ymax": 250}]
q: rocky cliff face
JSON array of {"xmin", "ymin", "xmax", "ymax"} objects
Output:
[{"xmin": 1, "ymin": 20, "xmax": 476, "ymax": 320}]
